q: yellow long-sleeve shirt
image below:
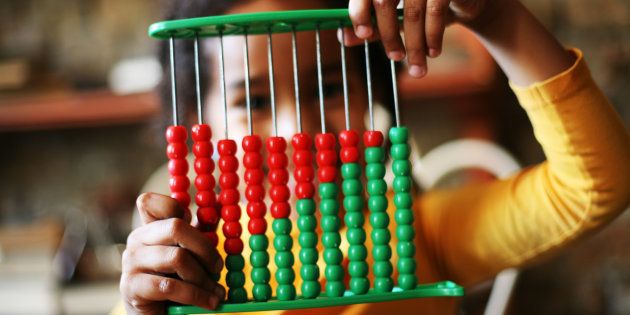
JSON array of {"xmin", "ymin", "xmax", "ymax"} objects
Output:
[{"xmin": 113, "ymin": 49, "xmax": 630, "ymax": 315}]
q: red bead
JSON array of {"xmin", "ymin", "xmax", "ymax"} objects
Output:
[
  {"xmin": 171, "ymin": 191, "xmax": 190, "ymax": 208},
  {"xmin": 191, "ymin": 124, "xmax": 211, "ymax": 141},
  {"xmin": 248, "ymin": 218, "xmax": 267, "ymax": 234},
  {"xmin": 204, "ymin": 231, "xmax": 219, "ymax": 247},
  {"xmin": 217, "ymin": 139, "xmax": 237, "ymax": 155},
  {"xmin": 218, "ymin": 156, "xmax": 239, "ymax": 172},
  {"xmin": 166, "ymin": 126, "xmax": 187, "ymax": 143},
  {"xmin": 197, "ymin": 206, "xmax": 219, "ymax": 225},
  {"xmin": 244, "ymin": 169, "xmax": 264, "ymax": 185},
  {"xmin": 363, "ymin": 130, "xmax": 384, "ymax": 147},
  {"xmin": 292, "ymin": 150, "xmax": 312, "ymax": 166},
  {"xmin": 294, "ymin": 166, "xmax": 314, "ymax": 182},
  {"xmin": 268, "ymin": 169, "xmax": 289, "ymax": 185},
  {"xmin": 168, "ymin": 159, "xmax": 188, "ymax": 175},
  {"xmin": 270, "ymin": 202, "xmax": 290, "ymax": 218},
  {"xmin": 194, "ymin": 174, "xmax": 215, "ymax": 191},
  {"xmin": 315, "ymin": 133, "xmax": 336, "ymax": 150},
  {"xmin": 247, "ymin": 201, "xmax": 266, "ymax": 218},
  {"xmin": 224, "ymin": 238, "xmax": 244, "ymax": 255},
  {"xmin": 222, "ymin": 221, "xmax": 242, "ymax": 238},
  {"xmin": 169, "ymin": 175, "xmax": 190, "ymax": 192},
  {"xmin": 268, "ymin": 153, "xmax": 288, "ymax": 169},
  {"xmin": 166, "ymin": 143, "xmax": 187, "ymax": 159},
  {"xmin": 221, "ymin": 205, "xmax": 241, "ymax": 222},
  {"xmin": 266, "ymin": 137, "xmax": 287, "ymax": 153},
  {"xmin": 318, "ymin": 166, "xmax": 337, "ymax": 182},
  {"xmin": 194, "ymin": 157, "xmax": 214, "ymax": 174},
  {"xmin": 295, "ymin": 182, "xmax": 314, "ymax": 199},
  {"xmin": 339, "ymin": 130, "xmax": 359, "ymax": 147},
  {"xmin": 316, "ymin": 150, "xmax": 337, "ymax": 167},
  {"xmin": 219, "ymin": 173, "xmax": 239, "ymax": 189},
  {"xmin": 242, "ymin": 135, "xmax": 262, "ymax": 152},
  {"xmin": 193, "ymin": 141, "xmax": 212, "ymax": 157},
  {"xmin": 243, "ymin": 152, "xmax": 262, "ymax": 169},
  {"xmin": 292, "ymin": 133, "xmax": 312, "ymax": 150},
  {"xmin": 195, "ymin": 191, "xmax": 216, "ymax": 207},
  {"xmin": 245, "ymin": 185, "xmax": 265, "ymax": 201},
  {"xmin": 340, "ymin": 147, "xmax": 360, "ymax": 163},
  {"xmin": 219, "ymin": 189, "xmax": 239, "ymax": 205},
  {"xmin": 269, "ymin": 185, "xmax": 290, "ymax": 202}
]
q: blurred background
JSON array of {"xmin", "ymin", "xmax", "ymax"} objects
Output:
[{"xmin": 0, "ymin": 0, "xmax": 628, "ymax": 314}]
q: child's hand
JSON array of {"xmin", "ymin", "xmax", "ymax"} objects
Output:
[
  {"xmin": 120, "ymin": 193, "xmax": 225, "ymax": 314},
  {"xmin": 345, "ymin": 0, "xmax": 498, "ymax": 77}
]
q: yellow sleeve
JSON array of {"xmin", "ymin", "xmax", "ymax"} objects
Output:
[{"xmin": 416, "ymin": 48, "xmax": 630, "ymax": 287}]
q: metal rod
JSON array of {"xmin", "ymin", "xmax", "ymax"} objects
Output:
[
  {"xmin": 194, "ymin": 33, "xmax": 203, "ymax": 125},
  {"xmin": 243, "ymin": 29, "xmax": 253, "ymax": 136},
  {"xmin": 219, "ymin": 29, "xmax": 228, "ymax": 139},
  {"xmin": 267, "ymin": 29, "xmax": 278, "ymax": 137},
  {"xmin": 169, "ymin": 36, "xmax": 178, "ymax": 126},
  {"xmin": 340, "ymin": 25, "xmax": 350, "ymax": 131},
  {"xmin": 390, "ymin": 59, "xmax": 400, "ymax": 128},
  {"xmin": 315, "ymin": 25, "xmax": 326, "ymax": 134},
  {"xmin": 291, "ymin": 26, "xmax": 302, "ymax": 134},
  {"xmin": 364, "ymin": 40, "xmax": 374, "ymax": 131}
]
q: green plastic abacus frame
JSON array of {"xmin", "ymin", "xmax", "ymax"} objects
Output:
[{"xmin": 148, "ymin": 8, "xmax": 464, "ymax": 315}]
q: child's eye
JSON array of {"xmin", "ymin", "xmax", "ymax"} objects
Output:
[
  {"xmin": 250, "ymin": 96, "xmax": 269, "ymax": 110},
  {"xmin": 321, "ymin": 82, "xmax": 344, "ymax": 99}
]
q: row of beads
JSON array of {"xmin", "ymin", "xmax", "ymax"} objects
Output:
[
  {"xmin": 292, "ymin": 133, "xmax": 320, "ymax": 299},
  {"xmin": 192, "ymin": 125, "xmax": 220, "ymax": 248},
  {"xmin": 166, "ymin": 126, "xmax": 191, "ymax": 211}
]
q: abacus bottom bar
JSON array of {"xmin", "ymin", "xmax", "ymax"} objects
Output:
[{"xmin": 167, "ymin": 281, "xmax": 464, "ymax": 314}]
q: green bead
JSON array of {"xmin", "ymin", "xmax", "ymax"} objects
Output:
[
  {"xmin": 325, "ymin": 265, "xmax": 345, "ymax": 281},
  {"xmin": 342, "ymin": 179, "xmax": 362, "ymax": 195},
  {"xmin": 301, "ymin": 281, "xmax": 321, "ymax": 299},
  {"xmin": 300, "ymin": 264, "xmax": 320, "ymax": 281},
  {"xmin": 396, "ymin": 225, "xmax": 415, "ymax": 241},
  {"xmin": 374, "ymin": 277, "xmax": 394, "ymax": 292},
  {"xmin": 392, "ymin": 160, "xmax": 411, "ymax": 176},
  {"xmin": 397, "ymin": 257, "xmax": 417, "ymax": 275},
  {"xmin": 393, "ymin": 176, "xmax": 411, "ymax": 192},
  {"xmin": 394, "ymin": 209, "xmax": 414, "ymax": 225},
  {"xmin": 365, "ymin": 147, "xmax": 384, "ymax": 163},
  {"xmin": 321, "ymin": 216, "xmax": 340, "ymax": 232},
  {"xmin": 350, "ymin": 278, "xmax": 370, "ymax": 295},
  {"xmin": 276, "ymin": 268, "xmax": 295, "ymax": 284},
  {"xmin": 250, "ymin": 251, "xmax": 269, "ymax": 267},
  {"xmin": 323, "ymin": 248, "xmax": 343, "ymax": 265},
  {"xmin": 319, "ymin": 183, "xmax": 338, "ymax": 199},
  {"xmin": 368, "ymin": 196, "xmax": 388, "ymax": 212},
  {"xmin": 398, "ymin": 274, "xmax": 417, "ymax": 290},
  {"xmin": 228, "ymin": 287, "xmax": 248, "ymax": 303},
  {"xmin": 298, "ymin": 231, "xmax": 318, "ymax": 248},
  {"xmin": 365, "ymin": 163, "xmax": 386, "ymax": 180},
  {"xmin": 249, "ymin": 234, "xmax": 268, "ymax": 251},
  {"xmin": 393, "ymin": 193, "xmax": 412, "ymax": 209},
  {"xmin": 370, "ymin": 212, "xmax": 390, "ymax": 229},
  {"xmin": 373, "ymin": 244, "xmax": 392, "ymax": 261},
  {"xmin": 343, "ymin": 196, "xmax": 364, "ymax": 213},
  {"xmin": 367, "ymin": 179, "xmax": 387, "ymax": 195},
  {"xmin": 390, "ymin": 144, "xmax": 410, "ymax": 160},
  {"xmin": 226, "ymin": 271, "xmax": 245, "ymax": 287},
  {"xmin": 252, "ymin": 284, "xmax": 272, "ymax": 301},
  {"xmin": 344, "ymin": 212, "xmax": 364, "ymax": 228},
  {"xmin": 389, "ymin": 127, "xmax": 408, "ymax": 144},
  {"xmin": 297, "ymin": 215, "xmax": 317, "ymax": 231},
  {"xmin": 373, "ymin": 261, "xmax": 393, "ymax": 278},
  {"xmin": 371, "ymin": 229, "xmax": 391, "ymax": 244},
  {"xmin": 251, "ymin": 267, "xmax": 270, "ymax": 284},
  {"xmin": 272, "ymin": 218, "xmax": 292, "ymax": 235},
  {"xmin": 226, "ymin": 255, "xmax": 245, "ymax": 270},
  {"xmin": 274, "ymin": 234, "xmax": 293, "ymax": 251},
  {"xmin": 296, "ymin": 199, "xmax": 316, "ymax": 215},
  {"xmin": 348, "ymin": 261, "xmax": 368, "ymax": 277},
  {"xmin": 348, "ymin": 245, "xmax": 367, "ymax": 260},
  {"xmin": 347, "ymin": 228, "xmax": 366, "ymax": 244},
  {"xmin": 320, "ymin": 199, "xmax": 339, "ymax": 215},
  {"xmin": 326, "ymin": 281, "xmax": 345, "ymax": 297},
  {"xmin": 397, "ymin": 241, "xmax": 416, "ymax": 258},
  {"xmin": 341, "ymin": 163, "xmax": 361, "ymax": 179},
  {"xmin": 277, "ymin": 284, "xmax": 296, "ymax": 301},
  {"xmin": 275, "ymin": 252, "xmax": 294, "ymax": 268},
  {"xmin": 300, "ymin": 248, "xmax": 318, "ymax": 264},
  {"xmin": 322, "ymin": 232, "xmax": 341, "ymax": 247}
]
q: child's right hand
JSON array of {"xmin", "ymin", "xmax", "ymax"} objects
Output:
[{"xmin": 120, "ymin": 193, "xmax": 225, "ymax": 315}]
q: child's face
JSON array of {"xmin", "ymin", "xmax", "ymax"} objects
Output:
[{"xmin": 203, "ymin": 0, "xmax": 369, "ymax": 143}]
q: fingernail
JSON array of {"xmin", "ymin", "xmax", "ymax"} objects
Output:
[
  {"xmin": 409, "ymin": 65, "xmax": 426, "ymax": 78},
  {"xmin": 429, "ymin": 48, "xmax": 441, "ymax": 58},
  {"xmin": 388, "ymin": 50, "xmax": 405, "ymax": 61},
  {"xmin": 356, "ymin": 25, "xmax": 372, "ymax": 38}
]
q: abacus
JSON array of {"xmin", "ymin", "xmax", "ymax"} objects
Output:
[{"xmin": 150, "ymin": 9, "xmax": 463, "ymax": 314}]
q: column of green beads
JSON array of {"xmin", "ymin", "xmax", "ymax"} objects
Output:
[{"xmin": 389, "ymin": 127, "xmax": 418, "ymax": 290}]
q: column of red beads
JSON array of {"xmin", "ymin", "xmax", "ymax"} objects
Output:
[
  {"xmin": 218, "ymin": 139, "xmax": 247, "ymax": 303},
  {"xmin": 166, "ymin": 126, "xmax": 190, "ymax": 212}
]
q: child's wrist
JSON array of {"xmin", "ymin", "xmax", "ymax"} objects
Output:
[{"xmin": 464, "ymin": 0, "xmax": 520, "ymax": 37}]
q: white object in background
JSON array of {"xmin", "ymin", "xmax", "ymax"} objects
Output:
[{"xmin": 108, "ymin": 57, "xmax": 162, "ymax": 95}]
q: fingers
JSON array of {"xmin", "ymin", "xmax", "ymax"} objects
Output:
[
  {"xmin": 373, "ymin": 0, "xmax": 405, "ymax": 60},
  {"xmin": 425, "ymin": 0, "xmax": 450, "ymax": 58},
  {"xmin": 136, "ymin": 192, "xmax": 188, "ymax": 225},
  {"xmin": 349, "ymin": 0, "xmax": 375, "ymax": 39},
  {"xmin": 404, "ymin": 0, "xmax": 428, "ymax": 77},
  {"xmin": 338, "ymin": 27, "xmax": 380, "ymax": 47}
]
